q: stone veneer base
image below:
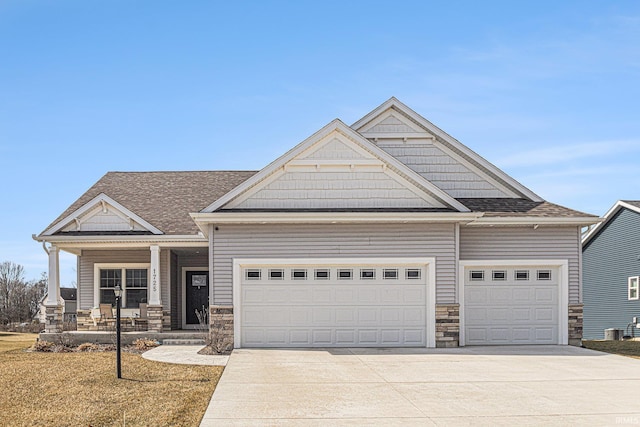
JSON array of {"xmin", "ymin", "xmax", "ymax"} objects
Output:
[
  {"xmin": 568, "ymin": 304, "xmax": 583, "ymax": 347},
  {"xmin": 435, "ymin": 304, "xmax": 460, "ymax": 348},
  {"xmin": 209, "ymin": 305, "xmax": 234, "ymax": 354}
]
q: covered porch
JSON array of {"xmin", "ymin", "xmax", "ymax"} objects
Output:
[{"xmin": 40, "ymin": 240, "xmax": 211, "ymax": 335}]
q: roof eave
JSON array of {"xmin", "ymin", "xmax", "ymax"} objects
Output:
[
  {"xmin": 582, "ymin": 200, "xmax": 640, "ymax": 245},
  {"xmin": 467, "ymin": 216, "xmax": 602, "ymax": 227}
]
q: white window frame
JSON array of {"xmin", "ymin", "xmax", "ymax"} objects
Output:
[
  {"xmin": 93, "ymin": 263, "xmax": 150, "ymax": 308},
  {"xmin": 629, "ymin": 276, "xmax": 639, "ymax": 301}
]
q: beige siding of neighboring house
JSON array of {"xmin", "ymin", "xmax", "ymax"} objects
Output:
[
  {"xmin": 77, "ymin": 249, "xmax": 170, "ymax": 310},
  {"xmin": 459, "ymin": 226, "xmax": 582, "ymax": 304},
  {"xmin": 212, "ymin": 223, "xmax": 457, "ymax": 305}
]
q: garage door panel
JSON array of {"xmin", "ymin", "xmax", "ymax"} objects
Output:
[
  {"xmin": 312, "ymin": 329, "xmax": 332, "ymax": 344},
  {"xmin": 464, "ymin": 265, "xmax": 560, "ymax": 345},
  {"xmin": 240, "ymin": 263, "xmax": 428, "ymax": 347},
  {"xmin": 289, "ymin": 330, "xmax": 311, "ymax": 345}
]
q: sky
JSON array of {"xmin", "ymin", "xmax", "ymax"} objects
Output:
[{"xmin": 0, "ymin": 0, "xmax": 639, "ymax": 285}]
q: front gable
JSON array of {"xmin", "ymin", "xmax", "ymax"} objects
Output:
[
  {"xmin": 353, "ymin": 98, "xmax": 541, "ymax": 200},
  {"xmin": 41, "ymin": 193, "xmax": 163, "ymax": 235},
  {"xmin": 204, "ymin": 120, "xmax": 469, "ymax": 212}
]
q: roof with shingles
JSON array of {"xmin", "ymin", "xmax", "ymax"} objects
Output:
[
  {"xmin": 42, "ymin": 172, "xmax": 596, "ymax": 236},
  {"xmin": 456, "ymin": 198, "xmax": 597, "ymax": 218},
  {"xmin": 43, "ymin": 171, "xmax": 258, "ymax": 235}
]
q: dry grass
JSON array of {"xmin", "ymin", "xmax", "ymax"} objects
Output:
[
  {"xmin": 0, "ymin": 333, "xmax": 223, "ymax": 426},
  {"xmin": 582, "ymin": 339, "xmax": 640, "ymax": 360}
]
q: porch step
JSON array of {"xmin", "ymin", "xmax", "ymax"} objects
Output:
[{"xmin": 163, "ymin": 339, "xmax": 206, "ymax": 346}]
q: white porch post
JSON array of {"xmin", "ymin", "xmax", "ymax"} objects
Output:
[
  {"xmin": 45, "ymin": 245, "xmax": 60, "ymax": 305},
  {"xmin": 149, "ymin": 245, "xmax": 161, "ymax": 305}
]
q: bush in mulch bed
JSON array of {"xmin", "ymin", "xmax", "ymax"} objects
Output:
[{"xmin": 28, "ymin": 338, "xmax": 160, "ymax": 354}]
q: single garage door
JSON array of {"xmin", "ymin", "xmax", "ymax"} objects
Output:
[
  {"xmin": 239, "ymin": 263, "xmax": 428, "ymax": 347},
  {"xmin": 464, "ymin": 265, "xmax": 559, "ymax": 345}
]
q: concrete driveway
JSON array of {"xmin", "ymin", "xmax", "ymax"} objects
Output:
[{"xmin": 201, "ymin": 346, "xmax": 640, "ymax": 426}]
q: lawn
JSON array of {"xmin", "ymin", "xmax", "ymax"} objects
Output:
[
  {"xmin": 0, "ymin": 333, "xmax": 223, "ymax": 426},
  {"xmin": 582, "ymin": 339, "xmax": 640, "ymax": 360}
]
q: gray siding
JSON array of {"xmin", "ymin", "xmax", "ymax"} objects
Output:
[
  {"xmin": 376, "ymin": 143, "xmax": 510, "ymax": 198},
  {"xmin": 212, "ymin": 223, "xmax": 456, "ymax": 305},
  {"xmin": 78, "ymin": 249, "xmax": 170, "ymax": 311},
  {"xmin": 459, "ymin": 226, "xmax": 582, "ymax": 304},
  {"xmin": 583, "ymin": 208, "xmax": 640, "ymax": 339}
]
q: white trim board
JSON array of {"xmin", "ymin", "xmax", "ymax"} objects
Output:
[
  {"xmin": 232, "ymin": 257, "xmax": 437, "ymax": 349},
  {"xmin": 582, "ymin": 200, "xmax": 638, "ymax": 246},
  {"xmin": 457, "ymin": 259, "xmax": 569, "ymax": 346}
]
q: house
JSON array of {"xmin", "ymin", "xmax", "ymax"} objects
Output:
[
  {"xmin": 34, "ymin": 98, "xmax": 599, "ymax": 349},
  {"xmin": 38, "ymin": 288, "xmax": 77, "ymax": 324},
  {"xmin": 582, "ymin": 201, "xmax": 640, "ymax": 339}
]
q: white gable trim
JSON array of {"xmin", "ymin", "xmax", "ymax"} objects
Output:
[
  {"xmin": 41, "ymin": 193, "xmax": 163, "ymax": 236},
  {"xmin": 582, "ymin": 200, "xmax": 637, "ymax": 245},
  {"xmin": 352, "ymin": 97, "xmax": 543, "ymax": 202},
  {"xmin": 203, "ymin": 119, "xmax": 469, "ymax": 213}
]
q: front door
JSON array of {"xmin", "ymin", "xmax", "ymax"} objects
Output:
[{"xmin": 185, "ymin": 270, "xmax": 209, "ymax": 326}]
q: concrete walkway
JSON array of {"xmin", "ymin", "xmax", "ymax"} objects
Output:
[
  {"xmin": 142, "ymin": 345, "xmax": 229, "ymax": 366},
  {"xmin": 200, "ymin": 346, "xmax": 640, "ymax": 426}
]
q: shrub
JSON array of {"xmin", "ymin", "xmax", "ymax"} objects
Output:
[
  {"xmin": 77, "ymin": 342, "xmax": 101, "ymax": 352},
  {"xmin": 133, "ymin": 338, "xmax": 160, "ymax": 351},
  {"xmin": 30, "ymin": 340, "xmax": 54, "ymax": 352}
]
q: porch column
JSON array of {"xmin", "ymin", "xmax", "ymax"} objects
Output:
[
  {"xmin": 44, "ymin": 245, "xmax": 62, "ymax": 333},
  {"xmin": 149, "ymin": 245, "xmax": 161, "ymax": 305},
  {"xmin": 148, "ymin": 245, "xmax": 163, "ymax": 332},
  {"xmin": 45, "ymin": 245, "xmax": 60, "ymax": 305}
]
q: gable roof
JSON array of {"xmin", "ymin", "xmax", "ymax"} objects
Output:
[
  {"xmin": 40, "ymin": 171, "xmax": 256, "ymax": 236},
  {"xmin": 352, "ymin": 97, "xmax": 543, "ymax": 201},
  {"xmin": 582, "ymin": 200, "xmax": 640, "ymax": 246},
  {"xmin": 202, "ymin": 119, "xmax": 470, "ymax": 213}
]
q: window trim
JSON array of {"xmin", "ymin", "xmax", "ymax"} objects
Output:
[
  {"xmin": 94, "ymin": 263, "xmax": 150, "ymax": 308},
  {"xmin": 629, "ymin": 276, "xmax": 639, "ymax": 301}
]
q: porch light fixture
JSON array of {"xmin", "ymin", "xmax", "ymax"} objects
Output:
[{"xmin": 114, "ymin": 284, "xmax": 123, "ymax": 379}]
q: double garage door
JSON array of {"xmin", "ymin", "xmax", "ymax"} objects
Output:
[
  {"xmin": 464, "ymin": 265, "xmax": 560, "ymax": 345},
  {"xmin": 238, "ymin": 261, "xmax": 428, "ymax": 347}
]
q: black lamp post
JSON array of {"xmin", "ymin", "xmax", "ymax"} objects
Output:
[{"xmin": 113, "ymin": 284, "xmax": 122, "ymax": 379}]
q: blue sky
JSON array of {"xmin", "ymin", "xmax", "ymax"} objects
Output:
[{"xmin": 1, "ymin": 1, "xmax": 639, "ymax": 284}]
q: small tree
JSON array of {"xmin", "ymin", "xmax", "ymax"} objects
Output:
[{"xmin": 0, "ymin": 261, "xmax": 25, "ymax": 325}]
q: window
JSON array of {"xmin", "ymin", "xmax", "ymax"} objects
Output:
[
  {"xmin": 470, "ymin": 270, "xmax": 484, "ymax": 281},
  {"xmin": 515, "ymin": 270, "xmax": 529, "ymax": 281},
  {"xmin": 314, "ymin": 269, "xmax": 329, "ymax": 280},
  {"xmin": 360, "ymin": 269, "xmax": 375, "ymax": 280},
  {"xmin": 269, "ymin": 269, "xmax": 284, "ymax": 280},
  {"xmin": 537, "ymin": 270, "xmax": 552, "ymax": 281},
  {"xmin": 125, "ymin": 269, "xmax": 147, "ymax": 308},
  {"xmin": 406, "ymin": 269, "xmax": 421, "ymax": 280},
  {"xmin": 629, "ymin": 276, "xmax": 639, "ymax": 300},
  {"xmin": 492, "ymin": 270, "xmax": 507, "ymax": 281},
  {"xmin": 97, "ymin": 266, "xmax": 148, "ymax": 308},
  {"xmin": 246, "ymin": 269, "xmax": 261, "ymax": 280},
  {"xmin": 383, "ymin": 269, "xmax": 398, "ymax": 280},
  {"xmin": 292, "ymin": 269, "xmax": 307, "ymax": 280},
  {"xmin": 338, "ymin": 269, "xmax": 352, "ymax": 280}
]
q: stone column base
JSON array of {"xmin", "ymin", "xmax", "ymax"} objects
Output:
[
  {"xmin": 436, "ymin": 304, "xmax": 460, "ymax": 348},
  {"xmin": 568, "ymin": 304, "xmax": 583, "ymax": 346},
  {"xmin": 147, "ymin": 305, "xmax": 164, "ymax": 332},
  {"xmin": 44, "ymin": 304, "xmax": 63, "ymax": 333},
  {"xmin": 209, "ymin": 305, "xmax": 234, "ymax": 354}
]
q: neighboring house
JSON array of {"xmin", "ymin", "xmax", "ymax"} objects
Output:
[
  {"xmin": 39, "ymin": 288, "xmax": 77, "ymax": 324},
  {"xmin": 34, "ymin": 98, "xmax": 599, "ymax": 348},
  {"xmin": 582, "ymin": 201, "xmax": 640, "ymax": 339}
]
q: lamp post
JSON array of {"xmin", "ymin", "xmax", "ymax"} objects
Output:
[{"xmin": 113, "ymin": 284, "xmax": 122, "ymax": 379}]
